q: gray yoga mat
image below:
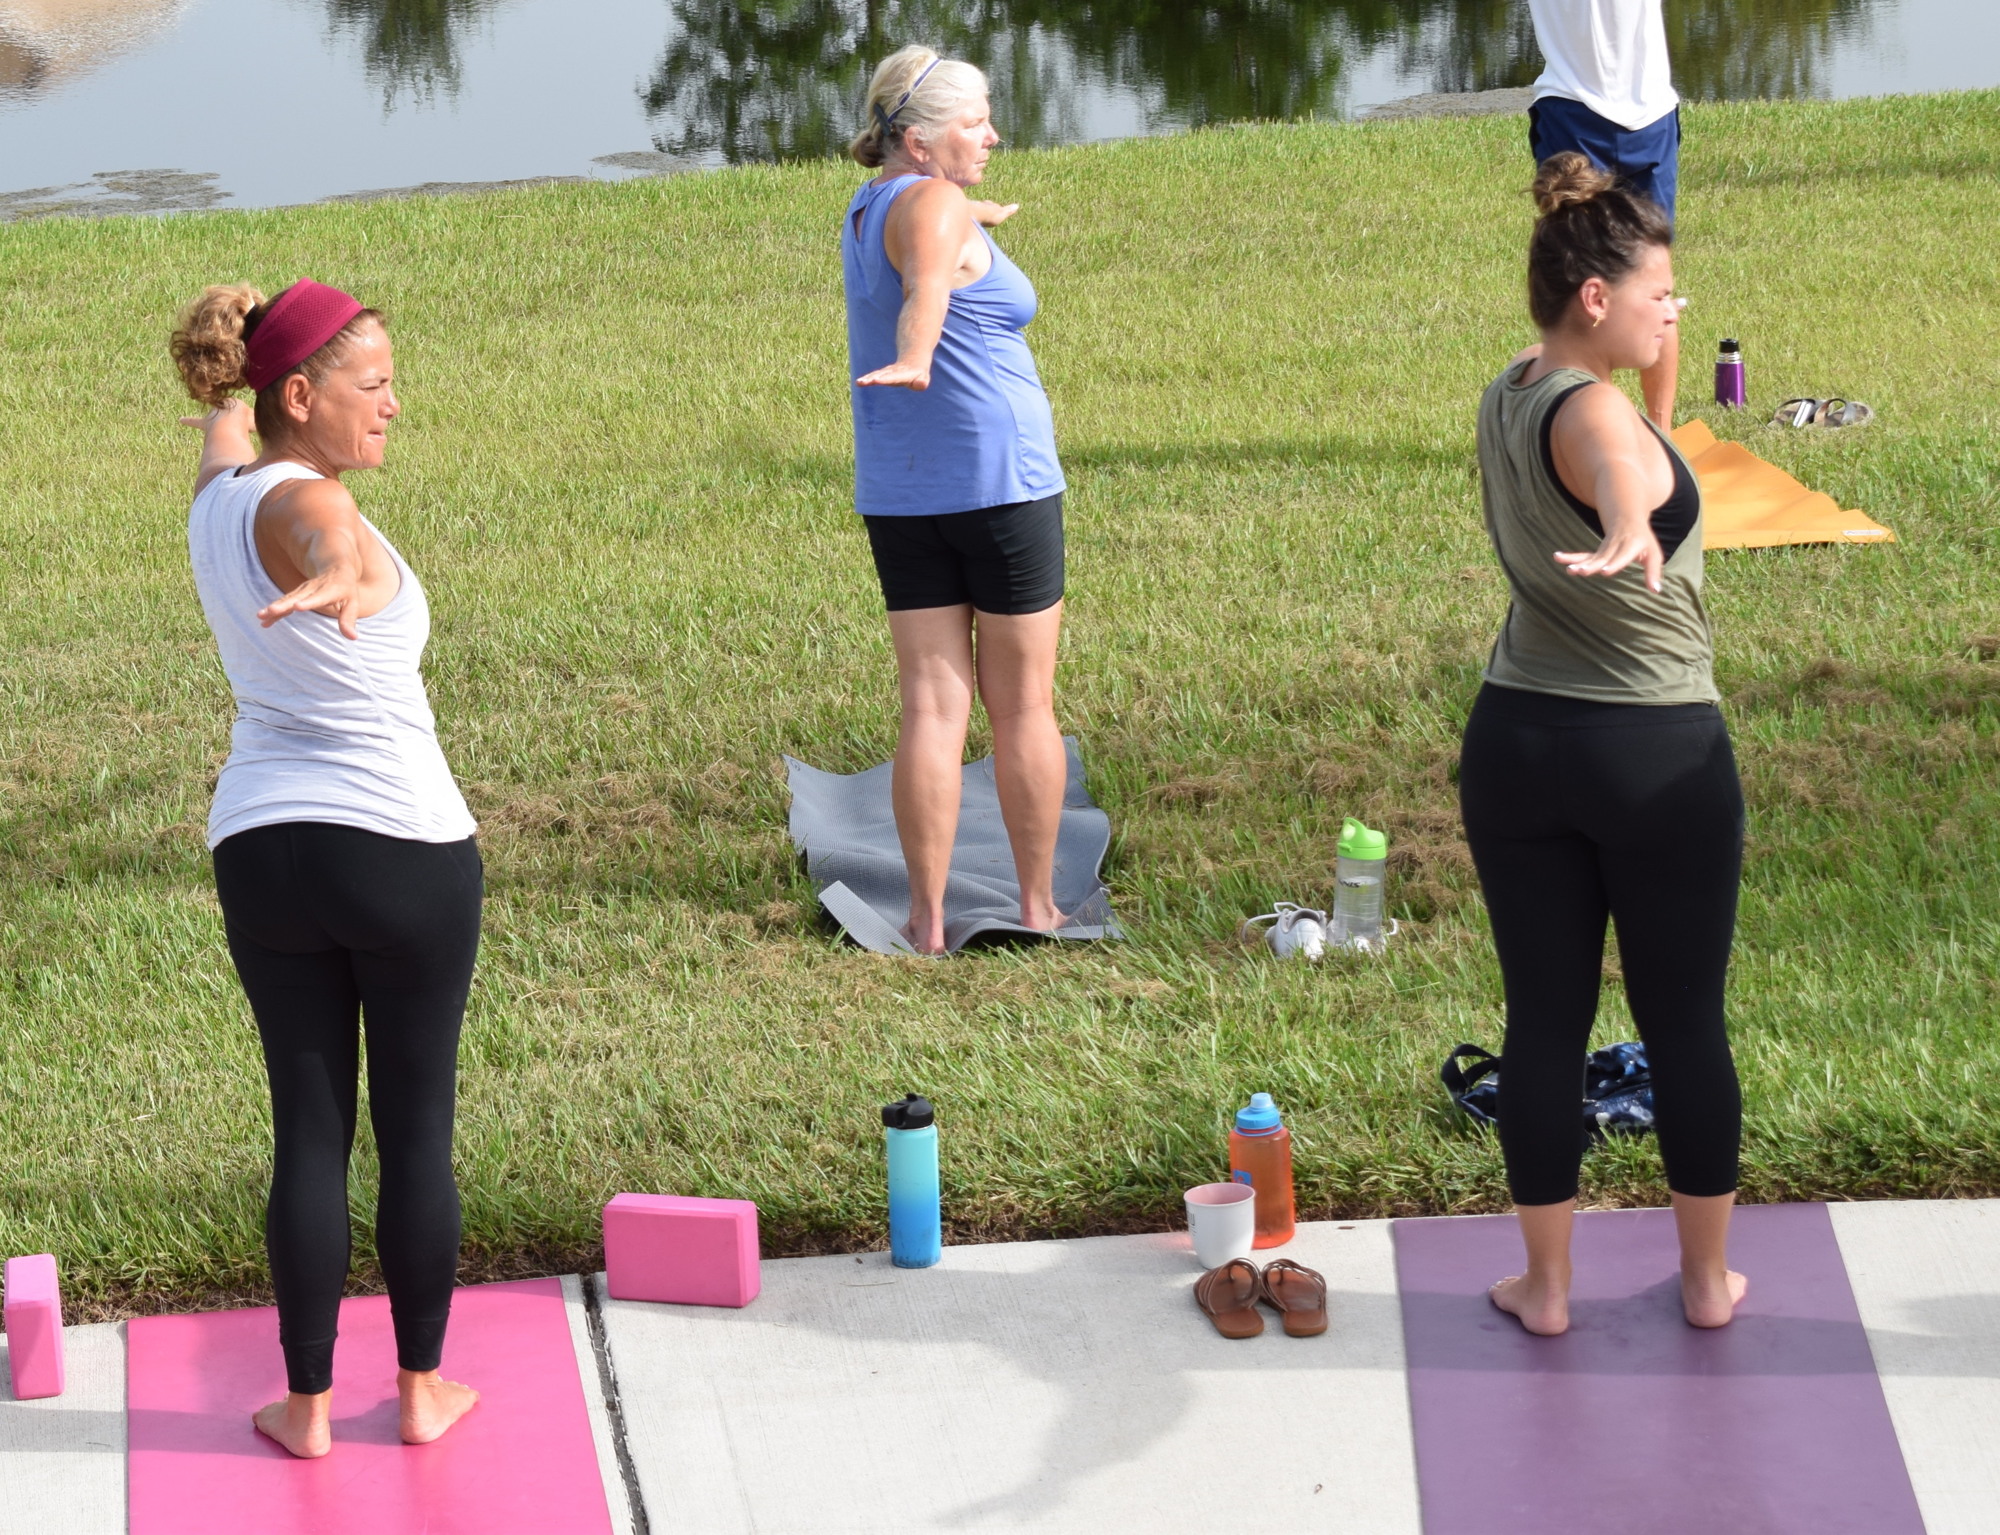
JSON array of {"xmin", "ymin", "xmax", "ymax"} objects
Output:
[
  {"xmin": 1392, "ymin": 1203, "xmax": 1925, "ymax": 1534},
  {"xmin": 785, "ymin": 737, "xmax": 1120, "ymax": 954}
]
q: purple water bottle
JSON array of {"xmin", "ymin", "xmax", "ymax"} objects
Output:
[{"xmin": 1714, "ymin": 338, "xmax": 1745, "ymax": 409}]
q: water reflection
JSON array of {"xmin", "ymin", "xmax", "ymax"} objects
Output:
[
  {"xmin": 0, "ymin": 0, "xmax": 1911, "ymax": 218},
  {"xmin": 641, "ymin": 0, "xmax": 1881, "ymax": 164},
  {"xmin": 0, "ymin": 0, "xmax": 1887, "ymax": 145},
  {"xmin": 322, "ymin": 0, "xmax": 505, "ymax": 103},
  {"xmin": 0, "ymin": 0, "xmax": 188, "ymax": 98},
  {"xmin": 1668, "ymin": 0, "xmax": 1875, "ymax": 102}
]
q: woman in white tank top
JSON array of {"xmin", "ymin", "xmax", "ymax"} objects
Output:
[{"xmin": 171, "ymin": 279, "xmax": 481, "ymax": 1459}]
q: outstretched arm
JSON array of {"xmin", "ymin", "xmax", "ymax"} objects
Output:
[
  {"xmin": 1548, "ymin": 383, "xmax": 1669, "ymax": 594},
  {"xmin": 180, "ymin": 401, "xmax": 256, "ymax": 497},
  {"xmin": 856, "ymin": 179, "xmax": 976, "ymax": 392},
  {"xmin": 254, "ymin": 478, "xmax": 375, "ymax": 640}
]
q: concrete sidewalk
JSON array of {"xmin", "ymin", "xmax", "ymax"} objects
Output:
[
  {"xmin": 599, "ymin": 1220, "xmax": 1418, "ymax": 1534},
  {"xmin": 1830, "ymin": 1200, "xmax": 2000, "ymax": 1534},
  {"xmin": 0, "ymin": 1320, "xmax": 126, "ymax": 1535},
  {"xmin": 7, "ymin": 1199, "xmax": 2000, "ymax": 1533}
]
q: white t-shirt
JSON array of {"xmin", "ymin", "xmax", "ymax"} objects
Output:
[
  {"xmin": 1528, "ymin": 0, "xmax": 1678, "ymax": 132},
  {"xmin": 189, "ymin": 460, "xmax": 477, "ymax": 849}
]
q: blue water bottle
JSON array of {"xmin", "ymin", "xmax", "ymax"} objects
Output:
[{"xmin": 883, "ymin": 1093, "xmax": 941, "ymax": 1268}]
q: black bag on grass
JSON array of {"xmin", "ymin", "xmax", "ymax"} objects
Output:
[
  {"xmin": 1583, "ymin": 1041, "xmax": 1655, "ymax": 1135},
  {"xmin": 1440, "ymin": 1041, "xmax": 1656, "ymax": 1139},
  {"xmin": 1440, "ymin": 1044, "xmax": 1501, "ymax": 1126}
]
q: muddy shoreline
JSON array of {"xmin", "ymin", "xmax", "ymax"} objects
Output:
[{"xmin": 0, "ymin": 94, "xmax": 1532, "ymax": 223}]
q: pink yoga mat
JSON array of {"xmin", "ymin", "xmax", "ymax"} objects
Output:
[
  {"xmin": 128, "ymin": 1277, "xmax": 613, "ymax": 1535},
  {"xmin": 1393, "ymin": 1203, "xmax": 1924, "ymax": 1535}
]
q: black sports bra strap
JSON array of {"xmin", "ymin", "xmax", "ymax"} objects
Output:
[{"xmin": 1538, "ymin": 380, "xmax": 1698, "ymax": 559}]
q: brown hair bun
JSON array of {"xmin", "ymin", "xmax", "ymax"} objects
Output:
[{"xmin": 1531, "ymin": 151, "xmax": 1619, "ymax": 217}]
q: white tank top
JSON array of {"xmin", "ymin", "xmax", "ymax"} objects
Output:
[
  {"xmin": 1528, "ymin": 0, "xmax": 1678, "ymax": 132},
  {"xmin": 189, "ymin": 461, "xmax": 476, "ymax": 849}
]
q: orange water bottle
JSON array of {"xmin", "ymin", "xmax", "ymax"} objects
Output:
[{"xmin": 1228, "ymin": 1093, "xmax": 1295, "ymax": 1248}]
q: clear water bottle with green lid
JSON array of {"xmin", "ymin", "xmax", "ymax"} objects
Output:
[{"xmin": 1332, "ymin": 817, "xmax": 1387, "ymax": 950}]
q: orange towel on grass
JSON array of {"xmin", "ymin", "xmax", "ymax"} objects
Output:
[{"xmin": 1671, "ymin": 419, "xmax": 1894, "ymax": 549}]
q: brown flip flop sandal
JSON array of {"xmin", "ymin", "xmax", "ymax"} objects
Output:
[
  {"xmin": 1260, "ymin": 1259, "xmax": 1329, "ymax": 1337},
  {"xmin": 1194, "ymin": 1257, "xmax": 1265, "ymax": 1339}
]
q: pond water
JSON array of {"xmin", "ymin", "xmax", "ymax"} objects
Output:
[{"xmin": 1, "ymin": 0, "xmax": 1996, "ymax": 216}]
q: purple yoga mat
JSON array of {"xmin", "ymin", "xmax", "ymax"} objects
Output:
[{"xmin": 1393, "ymin": 1203, "xmax": 1924, "ymax": 1535}]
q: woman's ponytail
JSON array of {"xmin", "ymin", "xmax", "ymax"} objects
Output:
[{"xmin": 170, "ymin": 284, "xmax": 264, "ymax": 408}]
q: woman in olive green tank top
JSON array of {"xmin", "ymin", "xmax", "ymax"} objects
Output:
[{"xmin": 1462, "ymin": 153, "xmax": 1748, "ymax": 1338}]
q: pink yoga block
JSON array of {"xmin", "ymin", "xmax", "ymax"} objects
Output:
[
  {"xmin": 604, "ymin": 1193, "xmax": 761, "ymax": 1307},
  {"xmin": 3, "ymin": 1253, "xmax": 65, "ymax": 1400}
]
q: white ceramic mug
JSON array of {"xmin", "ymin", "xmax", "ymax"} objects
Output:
[{"xmin": 1184, "ymin": 1181, "xmax": 1257, "ymax": 1270}]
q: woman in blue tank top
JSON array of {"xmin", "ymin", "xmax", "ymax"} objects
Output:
[{"xmin": 841, "ymin": 46, "xmax": 1072, "ymax": 955}]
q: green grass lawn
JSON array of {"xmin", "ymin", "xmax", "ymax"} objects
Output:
[{"xmin": 3, "ymin": 92, "xmax": 1998, "ymax": 1315}]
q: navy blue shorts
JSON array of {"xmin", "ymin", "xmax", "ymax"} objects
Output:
[
  {"xmin": 1529, "ymin": 97, "xmax": 1680, "ymax": 227},
  {"xmin": 863, "ymin": 492, "xmax": 1064, "ymax": 615}
]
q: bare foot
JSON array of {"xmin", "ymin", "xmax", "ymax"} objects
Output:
[
  {"xmin": 1489, "ymin": 1273, "xmax": 1570, "ymax": 1336},
  {"xmin": 900, "ymin": 902, "xmax": 949, "ymax": 955},
  {"xmin": 253, "ymin": 1391, "xmax": 333, "ymax": 1458},
  {"xmin": 399, "ymin": 1369, "xmax": 480, "ymax": 1445},
  {"xmin": 898, "ymin": 921, "xmax": 947, "ymax": 956},
  {"xmin": 1019, "ymin": 902, "xmax": 1069, "ymax": 934},
  {"xmin": 1682, "ymin": 1268, "xmax": 1749, "ymax": 1329}
]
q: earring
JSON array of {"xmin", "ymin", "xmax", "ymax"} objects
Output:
[{"xmin": 1591, "ymin": 314, "xmax": 1603, "ymax": 329}]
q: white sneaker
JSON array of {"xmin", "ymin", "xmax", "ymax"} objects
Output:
[{"xmin": 1241, "ymin": 902, "xmax": 1330, "ymax": 960}]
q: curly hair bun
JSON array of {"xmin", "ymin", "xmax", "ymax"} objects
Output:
[
  {"xmin": 1532, "ymin": 151, "xmax": 1619, "ymax": 217},
  {"xmin": 170, "ymin": 284, "xmax": 264, "ymax": 408}
]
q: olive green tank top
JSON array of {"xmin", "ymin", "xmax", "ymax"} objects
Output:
[{"xmin": 1475, "ymin": 360, "xmax": 1718, "ymax": 704}]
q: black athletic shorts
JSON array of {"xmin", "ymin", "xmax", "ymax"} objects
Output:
[{"xmin": 862, "ymin": 492, "xmax": 1064, "ymax": 615}]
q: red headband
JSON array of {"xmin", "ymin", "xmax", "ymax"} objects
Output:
[{"xmin": 243, "ymin": 280, "xmax": 367, "ymax": 392}]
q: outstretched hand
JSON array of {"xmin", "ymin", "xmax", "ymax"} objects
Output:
[
  {"xmin": 855, "ymin": 360, "xmax": 932, "ymax": 391},
  {"xmin": 1553, "ymin": 523, "xmax": 1665, "ymax": 593},
  {"xmin": 967, "ymin": 200, "xmax": 1020, "ymax": 227},
  {"xmin": 258, "ymin": 570, "xmax": 365, "ymax": 640}
]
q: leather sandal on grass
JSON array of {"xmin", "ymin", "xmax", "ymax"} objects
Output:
[
  {"xmin": 1194, "ymin": 1257, "xmax": 1266, "ymax": 1339},
  {"xmin": 1260, "ymin": 1258, "xmax": 1330, "ymax": 1338},
  {"xmin": 1771, "ymin": 396, "xmax": 1875, "ymax": 429}
]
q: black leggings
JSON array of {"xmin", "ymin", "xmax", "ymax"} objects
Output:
[
  {"xmin": 1459, "ymin": 685, "xmax": 1744, "ymax": 1206},
  {"xmin": 213, "ymin": 822, "xmax": 483, "ymax": 1395}
]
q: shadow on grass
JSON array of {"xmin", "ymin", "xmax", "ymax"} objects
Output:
[
  {"xmin": 1062, "ymin": 434, "xmax": 1474, "ymax": 477},
  {"xmin": 755, "ymin": 433, "xmax": 1474, "ymax": 492}
]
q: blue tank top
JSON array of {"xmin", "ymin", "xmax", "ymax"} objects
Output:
[{"xmin": 842, "ymin": 173, "xmax": 1065, "ymax": 517}]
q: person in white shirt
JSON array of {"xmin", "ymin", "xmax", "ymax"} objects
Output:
[
  {"xmin": 1526, "ymin": 0, "xmax": 1682, "ymax": 429},
  {"xmin": 171, "ymin": 279, "xmax": 482, "ymax": 1460}
]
